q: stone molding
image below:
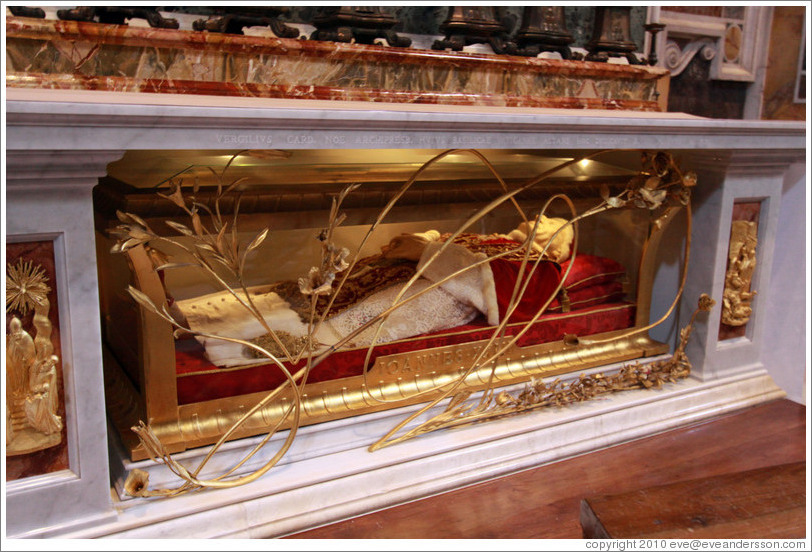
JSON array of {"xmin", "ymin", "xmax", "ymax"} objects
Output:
[
  {"xmin": 5, "ymin": 150, "xmax": 126, "ymax": 191},
  {"xmin": 647, "ymin": 7, "xmax": 773, "ymax": 83}
]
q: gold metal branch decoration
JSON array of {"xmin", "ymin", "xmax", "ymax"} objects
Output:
[
  {"xmin": 112, "ymin": 149, "xmax": 698, "ymax": 497},
  {"xmin": 367, "ymin": 151, "xmax": 698, "ymax": 451},
  {"xmin": 370, "ymin": 294, "xmax": 715, "ymax": 450}
]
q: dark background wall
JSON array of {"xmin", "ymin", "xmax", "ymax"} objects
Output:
[
  {"xmin": 160, "ymin": 6, "xmax": 649, "ymax": 51},
  {"xmin": 667, "ymin": 56, "xmax": 749, "ymax": 119}
]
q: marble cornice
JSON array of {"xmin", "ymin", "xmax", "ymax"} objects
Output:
[
  {"xmin": 681, "ymin": 150, "xmax": 808, "ymax": 175},
  {"xmin": 5, "ymin": 149, "xmax": 125, "ymax": 191},
  {"xmin": 6, "ymin": 93, "xmax": 806, "ymax": 155}
]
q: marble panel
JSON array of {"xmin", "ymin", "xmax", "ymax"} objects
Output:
[
  {"xmin": 760, "ymin": 163, "xmax": 807, "ymax": 403},
  {"xmin": 679, "ymin": 153, "xmax": 789, "ymax": 382},
  {"xmin": 83, "ymin": 370, "xmax": 786, "ymax": 538}
]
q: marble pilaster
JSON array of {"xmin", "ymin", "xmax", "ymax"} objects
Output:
[{"xmin": 5, "ymin": 149, "xmax": 124, "ymax": 538}]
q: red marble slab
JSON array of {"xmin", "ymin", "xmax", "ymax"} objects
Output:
[
  {"xmin": 6, "ymin": 16, "xmax": 668, "ymax": 111},
  {"xmin": 6, "ymin": 16, "xmax": 666, "ymax": 79},
  {"xmin": 5, "ymin": 73, "xmax": 658, "ymax": 111}
]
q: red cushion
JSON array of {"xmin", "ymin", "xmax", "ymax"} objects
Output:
[
  {"xmin": 175, "ymin": 302, "xmax": 636, "ymax": 405},
  {"xmin": 560, "ymin": 254, "xmax": 626, "ymax": 291},
  {"xmin": 490, "ymin": 258, "xmax": 562, "ymax": 323}
]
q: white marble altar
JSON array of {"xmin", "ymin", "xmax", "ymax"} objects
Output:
[{"xmin": 4, "ymin": 88, "xmax": 806, "ymax": 539}]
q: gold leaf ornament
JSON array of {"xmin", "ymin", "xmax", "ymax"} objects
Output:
[
  {"xmin": 698, "ymin": 293, "xmax": 716, "ymax": 312},
  {"xmin": 246, "ymin": 228, "xmax": 269, "ymax": 253},
  {"xmin": 636, "ymin": 187, "xmax": 667, "ymax": 210},
  {"xmin": 445, "ymin": 391, "xmax": 472, "ymax": 412},
  {"xmin": 644, "ymin": 176, "xmax": 661, "ymax": 190},
  {"xmin": 126, "ymin": 285, "xmax": 162, "ymax": 315},
  {"xmin": 110, "ymin": 211, "xmax": 157, "ymax": 253},
  {"xmin": 164, "ymin": 220, "xmax": 193, "ymax": 236},
  {"xmin": 156, "ymin": 181, "xmax": 186, "ymax": 209},
  {"xmin": 124, "ymin": 469, "xmax": 151, "ymax": 497},
  {"xmin": 298, "ymin": 266, "xmax": 335, "ymax": 296},
  {"xmin": 599, "ymin": 183, "xmax": 626, "ymax": 208}
]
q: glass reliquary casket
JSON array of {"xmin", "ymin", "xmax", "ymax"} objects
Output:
[{"xmin": 93, "ymin": 147, "xmax": 693, "ymax": 464}]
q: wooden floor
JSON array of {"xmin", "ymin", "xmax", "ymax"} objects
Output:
[
  {"xmin": 287, "ymin": 399, "xmax": 807, "ymax": 539},
  {"xmin": 581, "ymin": 461, "xmax": 806, "ymax": 538}
]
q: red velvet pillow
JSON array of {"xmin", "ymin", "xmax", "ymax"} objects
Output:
[
  {"xmin": 548, "ymin": 280, "xmax": 626, "ymax": 312},
  {"xmin": 560, "ymin": 254, "xmax": 626, "ymax": 291},
  {"xmin": 490, "ymin": 258, "xmax": 562, "ymax": 323}
]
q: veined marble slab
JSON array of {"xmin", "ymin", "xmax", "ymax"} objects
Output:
[{"xmin": 6, "ymin": 15, "xmax": 668, "ymax": 111}]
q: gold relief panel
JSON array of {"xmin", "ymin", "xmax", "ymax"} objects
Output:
[
  {"xmin": 719, "ymin": 202, "xmax": 760, "ymax": 341},
  {"xmin": 5, "ymin": 241, "xmax": 68, "ymax": 480}
]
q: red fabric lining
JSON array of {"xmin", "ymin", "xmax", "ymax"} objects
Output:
[{"xmin": 175, "ymin": 302, "xmax": 636, "ymax": 405}]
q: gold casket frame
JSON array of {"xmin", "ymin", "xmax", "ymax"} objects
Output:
[{"xmin": 94, "ymin": 148, "xmax": 687, "ymax": 472}]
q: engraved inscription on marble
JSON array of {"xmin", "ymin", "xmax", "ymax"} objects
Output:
[
  {"xmin": 354, "ymin": 134, "xmax": 414, "ymax": 146},
  {"xmin": 286, "ymin": 134, "xmax": 316, "ymax": 145},
  {"xmin": 449, "ymin": 136, "xmax": 490, "ymax": 146},
  {"xmin": 217, "ymin": 134, "xmax": 274, "ymax": 145}
]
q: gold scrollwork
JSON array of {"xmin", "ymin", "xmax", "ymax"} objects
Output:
[
  {"xmin": 721, "ymin": 220, "xmax": 758, "ymax": 326},
  {"xmin": 5, "ymin": 259, "xmax": 63, "ymax": 456}
]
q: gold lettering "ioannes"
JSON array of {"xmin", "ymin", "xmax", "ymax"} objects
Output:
[{"xmin": 379, "ymin": 342, "xmax": 498, "ymax": 377}]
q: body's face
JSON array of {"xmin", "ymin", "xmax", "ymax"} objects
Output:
[
  {"xmin": 381, "ymin": 234, "xmax": 429, "ymax": 261},
  {"xmin": 516, "ymin": 216, "xmax": 574, "ymax": 263}
]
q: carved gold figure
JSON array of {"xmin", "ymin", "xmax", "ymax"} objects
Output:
[
  {"xmin": 5, "ymin": 259, "xmax": 63, "ymax": 456},
  {"xmin": 721, "ymin": 220, "xmax": 758, "ymax": 326}
]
